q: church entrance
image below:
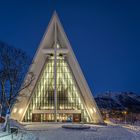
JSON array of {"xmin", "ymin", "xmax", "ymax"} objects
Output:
[
  {"xmin": 32, "ymin": 114, "xmax": 41, "ymax": 122},
  {"xmin": 73, "ymin": 114, "xmax": 81, "ymax": 122},
  {"xmin": 32, "ymin": 113, "xmax": 81, "ymax": 122}
]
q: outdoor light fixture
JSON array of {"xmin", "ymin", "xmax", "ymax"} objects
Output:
[
  {"xmin": 18, "ymin": 108, "xmax": 23, "ymax": 114},
  {"xmin": 13, "ymin": 107, "xmax": 17, "ymax": 113},
  {"xmin": 90, "ymin": 108, "xmax": 93, "ymax": 114},
  {"xmin": 57, "ymin": 44, "xmax": 60, "ymax": 49},
  {"xmin": 90, "ymin": 108, "xmax": 96, "ymax": 114},
  {"xmin": 93, "ymin": 107, "xmax": 96, "ymax": 113}
]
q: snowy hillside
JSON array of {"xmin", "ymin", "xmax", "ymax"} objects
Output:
[{"xmin": 95, "ymin": 92, "xmax": 140, "ymax": 112}]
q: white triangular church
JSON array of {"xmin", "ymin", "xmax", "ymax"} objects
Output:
[{"xmin": 11, "ymin": 12, "xmax": 103, "ymax": 123}]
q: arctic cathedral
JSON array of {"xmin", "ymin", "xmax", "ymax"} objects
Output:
[{"xmin": 11, "ymin": 12, "xmax": 103, "ymax": 123}]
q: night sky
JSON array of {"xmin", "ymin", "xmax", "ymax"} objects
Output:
[{"xmin": 0, "ymin": 0, "xmax": 140, "ymax": 95}]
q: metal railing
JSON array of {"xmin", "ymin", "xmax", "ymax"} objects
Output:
[{"xmin": 0, "ymin": 128, "xmax": 38, "ymax": 140}]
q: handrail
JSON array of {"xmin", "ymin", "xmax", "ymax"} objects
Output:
[
  {"xmin": 0, "ymin": 129, "xmax": 18, "ymax": 139},
  {"xmin": 0, "ymin": 127, "xmax": 37, "ymax": 140}
]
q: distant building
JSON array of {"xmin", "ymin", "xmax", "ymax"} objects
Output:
[{"xmin": 11, "ymin": 12, "xmax": 103, "ymax": 123}]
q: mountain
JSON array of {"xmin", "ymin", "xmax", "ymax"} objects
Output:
[{"xmin": 95, "ymin": 92, "xmax": 140, "ymax": 113}]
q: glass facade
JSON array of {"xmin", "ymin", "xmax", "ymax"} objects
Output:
[{"xmin": 23, "ymin": 54, "xmax": 91, "ymax": 122}]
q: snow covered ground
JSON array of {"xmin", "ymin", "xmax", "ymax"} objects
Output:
[
  {"xmin": 24, "ymin": 123, "xmax": 140, "ymax": 140},
  {"xmin": 0, "ymin": 123, "xmax": 140, "ymax": 140}
]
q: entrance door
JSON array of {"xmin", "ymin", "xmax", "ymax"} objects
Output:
[
  {"xmin": 32, "ymin": 114, "xmax": 41, "ymax": 122},
  {"xmin": 73, "ymin": 114, "xmax": 81, "ymax": 122}
]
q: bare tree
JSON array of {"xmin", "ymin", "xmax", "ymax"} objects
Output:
[{"xmin": 0, "ymin": 41, "xmax": 34, "ymax": 115}]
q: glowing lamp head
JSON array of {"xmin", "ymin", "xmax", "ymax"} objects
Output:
[
  {"xmin": 90, "ymin": 108, "xmax": 93, "ymax": 114},
  {"xmin": 57, "ymin": 44, "xmax": 60, "ymax": 49},
  {"xmin": 123, "ymin": 111, "xmax": 127, "ymax": 115},
  {"xmin": 90, "ymin": 107, "xmax": 96, "ymax": 114},
  {"xmin": 18, "ymin": 108, "xmax": 23, "ymax": 114},
  {"xmin": 93, "ymin": 107, "xmax": 96, "ymax": 113},
  {"xmin": 13, "ymin": 108, "xmax": 17, "ymax": 113}
]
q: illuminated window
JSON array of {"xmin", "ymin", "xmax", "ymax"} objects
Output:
[{"xmin": 23, "ymin": 54, "xmax": 91, "ymax": 122}]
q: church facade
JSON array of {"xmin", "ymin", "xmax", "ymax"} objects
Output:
[{"xmin": 11, "ymin": 12, "xmax": 103, "ymax": 123}]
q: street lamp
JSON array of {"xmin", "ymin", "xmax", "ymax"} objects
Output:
[{"xmin": 122, "ymin": 111, "xmax": 127, "ymax": 124}]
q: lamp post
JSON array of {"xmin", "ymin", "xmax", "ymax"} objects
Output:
[{"xmin": 123, "ymin": 111, "xmax": 127, "ymax": 124}]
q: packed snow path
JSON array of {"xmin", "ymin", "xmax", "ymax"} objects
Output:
[{"xmin": 24, "ymin": 123, "xmax": 140, "ymax": 140}]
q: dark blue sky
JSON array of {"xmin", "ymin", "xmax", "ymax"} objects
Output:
[{"xmin": 0, "ymin": 0, "xmax": 140, "ymax": 95}]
